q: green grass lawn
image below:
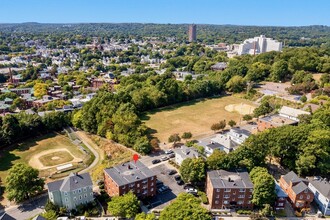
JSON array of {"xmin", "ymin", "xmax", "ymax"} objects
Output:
[
  {"xmin": 142, "ymin": 96, "xmax": 256, "ymax": 143},
  {"xmin": 0, "ymin": 132, "xmax": 85, "ymax": 184}
]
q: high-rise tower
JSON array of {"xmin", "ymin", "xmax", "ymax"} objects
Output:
[{"xmin": 188, "ymin": 24, "xmax": 197, "ymax": 42}]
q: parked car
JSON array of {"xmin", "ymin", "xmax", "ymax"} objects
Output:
[
  {"xmin": 183, "ymin": 184, "xmax": 194, "ymax": 190},
  {"xmin": 161, "ymin": 156, "xmax": 169, "ymax": 161},
  {"xmin": 164, "ymin": 149, "xmax": 173, "ymax": 154},
  {"xmin": 168, "ymin": 153, "xmax": 175, "ymax": 158},
  {"xmin": 176, "ymin": 180, "xmax": 184, "ymax": 185},
  {"xmin": 156, "ymin": 179, "xmax": 163, "ymax": 186},
  {"xmin": 166, "ymin": 169, "xmax": 177, "ymax": 175},
  {"xmin": 186, "ymin": 188, "xmax": 198, "ymax": 195},
  {"xmin": 157, "ymin": 185, "xmax": 170, "ymax": 194},
  {"xmin": 152, "ymin": 159, "xmax": 161, "ymax": 164},
  {"xmin": 174, "ymin": 175, "xmax": 181, "ymax": 181}
]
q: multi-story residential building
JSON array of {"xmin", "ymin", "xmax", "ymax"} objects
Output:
[
  {"xmin": 237, "ymin": 35, "xmax": 282, "ymax": 55},
  {"xmin": 188, "ymin": 24, "xmax": 197, "ymax": 42},
  {"xmin": 308, "ymin": 178, "xmax": 330, "ymax": 216},
  {"xmin": 279, "ymin": 171, "xmax": 314, "ymax": 210},
  {"xmin": 206, "ymin": 169, "xmax": 254, "ymax": 210},
  {"xmin": 275, "ymin": 181, "xmax": 288, "ymax": 210},
  {"xmin": 47, "ymin": 172, "xmax": 94, "ymax": 210},
  {"xmin": 104, "ymin": 161, "xmax": 157, "ymax": 199},
  {"xmin": 173, "ymin": 145, "xmax": 200, "ymax": 165}
]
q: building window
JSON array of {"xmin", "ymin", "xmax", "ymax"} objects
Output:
[
  {"xmin": 249, "ymin": 189, "xmax": 253, "ymax": 192},
  {"xmin": 84, "ymin": 194, "xmax": 87, "ymax": 198},
  {"xmin": 216, "ymin": 195, "xmax": 219, "ymax": 199},
  {"xmin": 122, "ymin": 186, "xmax": 126, "ymax": 189},
  {"xmin": 304, "ymin": 189, "xmax": 308, "ymax": 193},
  {"xmin": 249, "ymin": 195, "xmax": 252, "ymax": 198},
  {"xmin": 216, "ymin": 189, "xmax": 220, "ymax": 192},
  {"xmin": 151, "ymin": 188, "xmax": 154, "ymax": 192},
  {"xmin": 278, "ymin": 203, "xmax": 284, "ymax": 206},
  {"xmin": 223, "ymin": 194, "xmax": 230, "ymax": 199},
  {"xmin": 237, "ymin": 201, "xmax": 243, "ymax": 205},
  {"xmin": 74, "ymin": 197, "xmax": 77, "ymax": 201},
  {"xmin": 307, "ymin": 195, "xmax": 310, "ymax": 199},
  {"xmin": 137, "ymin": 190, "xmax": 140, "ymax": 193},
  {"xmin": 78, "ymin": 189, "xmax": 82, "ymax": 193},
  {"xmin": 137, "ymin": 184, "xmax": 140, "ymax": 187},
  {"xmin": 224, "ymin": 188, "xmax": 231, "ymax": 192},
  {"xmin": 151, "ymin": 177, "xmax": 154, "ymax": 180},
  {"xmin": 79, "ymin": 195, "xmax": 82, "ymax": 200},
  {"xmin": 73, "ymin": 190, "xmax": 76, "ymax": 194},
  {"xmin": 83, "ymin": 187, "xmax": 87, "ymax": 192},
  {"xmin": 239, "ymin": 189, "xmax": 245, "ymax": 192},
  {"xmin": 223, "ymin": 200, "xmax": 229, "ymax": 204},
  {"xmin": 64, "ymin": 192, "xmax": 68, "ymax": 196},
  {"xmin": 90, "ymin": 192, "xmax": 93, "ymax": 196},
  {"xmin": 300, "ymin": 195, "xmax": 303, "ymax": 199},
  {"xmin": 151, "ymin": 183, "xmax": 154, "ymax": 186},
  {"xmin": 215, "ymin": 200, "xmax": 219, "ymax": 204},
  {"xmin": 65, "ymin": 198, "xmax": 68, "ymax": 202},
  {"xmin": 238, "ymin": 195, "xmax": 245, "ymax": 198}
]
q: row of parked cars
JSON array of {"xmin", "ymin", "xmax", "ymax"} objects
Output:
[{"xmin": 152, "ymin": 150, "xmax": 175, "ymax": 164}]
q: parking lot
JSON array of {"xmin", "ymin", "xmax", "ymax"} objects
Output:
[{"xmin": 142, "ymin": 162, "xmax": 186, "ymax": 210}]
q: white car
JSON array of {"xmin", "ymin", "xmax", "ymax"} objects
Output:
[
  {"xmin": 165, "ymin": 149, "xmax": 173, "ymax": 154},
  {"xmin": 186, "ymin": 188, "xmax": 198, "ymax": 195}
]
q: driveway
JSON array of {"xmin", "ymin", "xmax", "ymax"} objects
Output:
[{"xmin": 142, "ymin": 162, "xmax": 186, "ymax": 210}]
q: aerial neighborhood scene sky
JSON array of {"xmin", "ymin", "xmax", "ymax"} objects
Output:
[
  {"xmin": 1, "ymin": 1, "xmax": 330, "ymax": 220},
  {"xmin": 1, "ymin": 0, "xmax": 330, "ymax": 25}
]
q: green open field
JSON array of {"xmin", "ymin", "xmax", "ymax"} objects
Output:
[
  {"xmin": 142, "ymin": 96, "xmax": 256, "ymax": 143},
  {"xmin": 0, "ymin": 133, "xmax": 86, "ymax": 184}
]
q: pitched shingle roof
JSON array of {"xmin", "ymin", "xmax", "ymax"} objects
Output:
[
  {"xmin": 292, "ymin": 182, "xmax": 308, "ymax": 195},
  {"xmin": 282, "ymin": 171, "xmax": 305, "ymax": 185},
  {"xmin": 47, "ymin": 172, "xmax": 92, "ymax": 192},
  {"xmin": 0, "ymin": 213, "xmax": 16, "ymax": 220},
  {"xmin": 309, "ymin": 179, "xmax": 330, "ymax": 199}
]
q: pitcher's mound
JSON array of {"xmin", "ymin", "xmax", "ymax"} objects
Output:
[
  {"xmin": 225, "ymin": 103, "xmax": 255, "ymax": 115},
  {"xmin": 51, "ymin": 156, "xmax": 60, "ymax": 160}
]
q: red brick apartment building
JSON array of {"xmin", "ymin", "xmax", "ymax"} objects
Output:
[
  {"xmin": 279, "ymin": 171, "xmax": 314, "ymax": 210},
  {"xmin": 206, "ymin": 169, "xmax": 254, "ymax": 210},
  {"xmin": 104, "ymin": 161, "xmax": 157, "ymax": 199}
]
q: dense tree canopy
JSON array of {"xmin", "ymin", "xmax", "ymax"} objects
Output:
[
  {"xmin": 159, "ymin": 193, "xmax": 212, "ymax": 220},
  {"xmin": 179, "ymin": 158, "xmax": 206, "ymax": 184},
  {"xmin": 6, "ymin": 163, "xmax": 44, "ymax": 202},
  {"xmin": 107, "ymin": 191, "xmax": 140, "ymax": 218}
]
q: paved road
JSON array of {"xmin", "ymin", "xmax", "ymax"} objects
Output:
[
  {"xmin": 69, "ymin": 127, "xmax": 100, "ymax": 173},
  {"xmin": 0, "ymin": 194, "xmax": 47, "ymax": 220}
]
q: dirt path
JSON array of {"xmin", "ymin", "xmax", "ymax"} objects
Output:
[
  {"xmin": 28, "ymin": 148, "xmax": 81, "ymax": 170},
  {"xmin": 70, "ymin": 128, "xmax": 100, "ymax": 174}
]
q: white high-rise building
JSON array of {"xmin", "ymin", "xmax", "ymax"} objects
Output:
[{"xmin": 237, "ymin": 35, "xmax": 282, "ymax": 55}]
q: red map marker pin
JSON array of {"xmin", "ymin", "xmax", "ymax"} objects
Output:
[{"xmin": 133, "ymin": 154, "xmax": 139, "ymax": 163}]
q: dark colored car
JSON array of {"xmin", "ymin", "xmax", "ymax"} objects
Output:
[
  {"xmin": 168, "ymin": 153, "xmax": 175, "ymax": 158},
  {"xmin": 167, "ymin": 169, "xmax": 177, "ymax": 175},
  {"xmin": 183, "ymin": 184, "xmax": 194, "ymax": 190},
  {"xmin": 152, "ymin": 159, "xmax": 161, "ymax": 164},
  {"xmin": 176, "ymin": 180, "xmax": 184, "ymax": 185},
  {"xmin": 174, "ymin": 175, "xmax": 181, "ymax": 181},
  {"xmin": 156, "ymin": 179, "xmax": 163, "ymax": 186}
]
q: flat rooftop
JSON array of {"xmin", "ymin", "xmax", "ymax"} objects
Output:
[
  {"xmin": 208, "ymin": 169, "xmax": 253, "ymax": 189},
  {"xmin": 104, "ymin": 160, "xmax": 155, "ymax": 186},
  {"xmin": 259, "ymin": 114, "xmax": 296, "ymax": 126}
]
